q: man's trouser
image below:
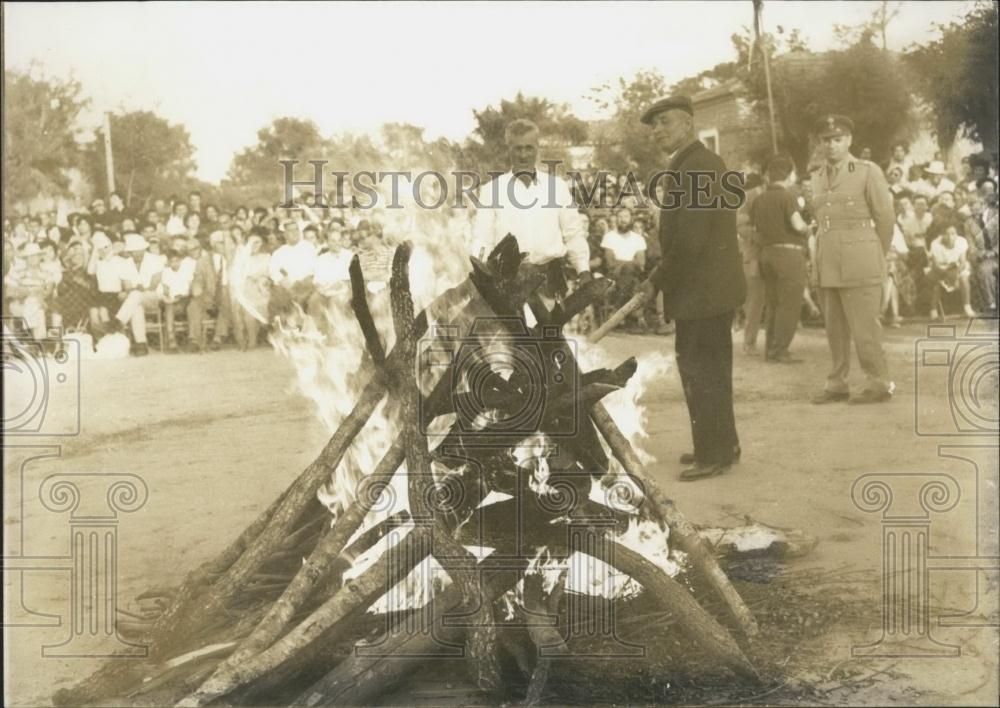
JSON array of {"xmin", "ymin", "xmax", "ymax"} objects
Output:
[
  {"xmin": 115, "ymin": 291, "xmax": 159, "ymax": 344},
  {"xmin": 820, "ymin": 285, "xmax": 890, "ymax": 395},
  {"xmin": 187, "ymin": 295, "xmax": 212, "ymax": 348},
  {"xmin": 760, "ymin": 245, "xmax": 806, "ymax": 358},
  {"xmin": 213, "ymin": 285, "xmax": 233, "ymax": 343},
  {"xmin": 675, "ymin": 310, "xmax": 740, "ymax": 466},
  {"xmin": 741, "ymin": 258, "xmax": 765, "ymax": 348}
]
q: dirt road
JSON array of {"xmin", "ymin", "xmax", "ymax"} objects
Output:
[{"xmin": 4, "ymin": 321, "xmax": 997, "ymax": 705}]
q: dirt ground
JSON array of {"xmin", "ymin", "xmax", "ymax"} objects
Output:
[{"xmin": 4, "ymin": 320, "xmax": 998, "ymax": 706}]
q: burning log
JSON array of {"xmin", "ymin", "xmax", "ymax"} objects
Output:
[
  {"xmin": 60, "ymin": 235, "xmax": 760, "ymax": 708},
  {"xmin": 589, "ymin": 404, "xmax": 760, "ymax": 639}
]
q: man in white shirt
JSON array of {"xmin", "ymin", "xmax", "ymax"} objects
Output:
[
  {"xmin": 471, "ymin": 119, "xmax": 591, "ymax": 306},
  {"xmin": 910, "ymin": 161, "xmax": 957, "ymax": 200},
  {"xmin": 268, "ymin": 220, "xmax": 317, "ymax": 319},
  {"xmin": 308, "ymin": 227, "xmax": 354, "ymax": 323},
  {"xmin": 158, "ymin": 248, "xmax": 194, "ymax": 351},
  {"xmin": 601, "ymin": 207, "xmax": 647, "ymax": 329},
  {"xmin": 115, "ymin": 233, "xmax": 165, "ymax": 355}
]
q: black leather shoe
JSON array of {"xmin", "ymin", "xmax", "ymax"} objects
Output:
[
  {"xmin": 680, "ymin": 463, "xmax": 730, "ymax": 481},
  {"xmin": 679, "ymin": 445, "xmax": 741, "ymax": 466},
  {"xmin": 811, "ymin": 390, "xmax": 849, "ymax": 404},
  {"xmin": 133, "ymin": 343, "xmax": 149, "ymax": 357},
  {"xmin": 848, "ymin": 388, "xmax": 892, "ymax": 405}
]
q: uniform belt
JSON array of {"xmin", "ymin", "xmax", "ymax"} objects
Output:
[
  {"xmin": 822, "ymin": 217, "xmax": 875, "ymax": 229},
  {"xmin": 764, "ymin": 243, "xmax": 805, "ymax": 250}
]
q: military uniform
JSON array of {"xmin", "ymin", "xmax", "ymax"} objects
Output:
[{"xmin": 809, "ymin": 115, "xmax": 895, "ymax": 401}]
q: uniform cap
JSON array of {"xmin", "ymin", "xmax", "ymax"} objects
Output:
[{"xmin": 815, "ymin": 114, "xmax": 854, "ymax": 138}]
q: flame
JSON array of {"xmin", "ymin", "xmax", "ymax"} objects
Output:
[{"xmin": 270, "ymin": 173, "xmax": 679, "ymax": 615}]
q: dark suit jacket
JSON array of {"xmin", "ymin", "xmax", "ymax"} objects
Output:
[{"xmin": 651, "ymin": 139, "xmax": 747, "ymax": 321}]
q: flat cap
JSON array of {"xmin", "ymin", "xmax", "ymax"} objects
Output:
[
  {"xmin": 815, "ymin": 114, "xmax": 854, "ymax": 138},
  {"xmin": 641, "ymin": 95, "xmax": 693, "ymax": 125}
]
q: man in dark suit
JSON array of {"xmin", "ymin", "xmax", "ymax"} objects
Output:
[{"xmin": 639, "ymin": 95, "xmax": 747, "ymax": 481}]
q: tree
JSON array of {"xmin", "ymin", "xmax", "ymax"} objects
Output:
[
  {"xmin": 905, "ymin": 1, "xmax": 999, "ymax": 153},
  {"xmin": 82, "ymin": 110, "xmax": 197, "ymax": 209},
  {"xmin": 739, "ymin": 31, "xmax": 913, "ymax": 170},
  {"xmin": 587, "ymin": 70, "xmax": 668, "ymax": 180},
  {"xmin": 3, "ymin": 66, "xmax": 88, "ymax": 209},
  {"xmin": 228, "ymin": 117, "xmax": 328, "ymax": 186},
  {"xmin": 458, "ymin": 93, "xmax": 588, "ymax": 175}
]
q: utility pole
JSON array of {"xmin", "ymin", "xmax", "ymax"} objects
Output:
[
  {"xmin": 102, "ymin": 112, "xmax": 115, "ymax": 195},
  {"xmin": 753, "ymin": 0, "xmax": 779, "ymax": 154}
]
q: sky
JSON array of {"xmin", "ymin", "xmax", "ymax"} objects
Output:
[{"xmin": 5, "ymin": 1, "xmax": 974, "ymax": 183}]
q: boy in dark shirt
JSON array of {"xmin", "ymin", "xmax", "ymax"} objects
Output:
[{"xmin": 750, "ymin": 156, "xmax": 809, "ymax": 363}]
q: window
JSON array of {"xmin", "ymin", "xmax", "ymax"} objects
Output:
[{"xmin": 699, "ymin": 128, "xmax": 720, "ymax": 154}]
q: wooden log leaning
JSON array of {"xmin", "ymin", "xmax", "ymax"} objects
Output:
[
  {"xmin": 589, "ymin": 404, "xmax": 760, "ymax": 639},
  {"xmin": 389, "ymin": 242, "xmax": 502, "ymax": 694},
  {"xmin": 176, "ymin": 525, "xmax": 430, "ymax": 707}
]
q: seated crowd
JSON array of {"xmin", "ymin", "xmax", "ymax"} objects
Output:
[
  {"xmin": 2, "ymin": 190, "xmax": 391, "ymax": 355},
  {"xmin": 4, "ymin": 148, "xmax": 997, "ymax": 358}
]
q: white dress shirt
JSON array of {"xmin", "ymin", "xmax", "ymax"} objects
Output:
[
  {"xmin": 471, "ymin": 169, "xmax": 589, "ymax": 273},
  {"xmin": 268, "ymin": 240, "xmax": 317, "ymax": 284},
  {"xmin": 314, "ymin": 248, "xmax": 353, "ymax": 295},
  {"xmin": 119, "ymin": 253, "xmax": 166, "ymax": 289}
]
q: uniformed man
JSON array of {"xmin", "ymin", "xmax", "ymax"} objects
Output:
[{"xmin": 809, "ymin": 115, "xmax": 895, "ymax": 405}]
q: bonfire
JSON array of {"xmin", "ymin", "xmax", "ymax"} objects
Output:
[{"xmin": 55, "ymin": 235, "xmax": 759, "ymax": 707}]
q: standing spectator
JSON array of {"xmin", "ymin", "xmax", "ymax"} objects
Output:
[
  {"xmin": 188, "ymin": 191, "xmax": 203, "ymax": 215},
  {"xmin": 751, "ymin": 156, "xmax": 810, "ymax": 363},
  {"xmin": 601, "ymin": 207, "xmax": 647, "ymax": 330},
  {"xmin": 207, "ymin": 231, "xmax": 233, "ymax": 349},
  {"xmin": 737, "ymin": 174, "xmax": 766, "ymax": 355},
  {"xmin": 185, "ymin": 238, "xmax": 216, "ymax": 353},
  {"xmin": 638, "ymin": 95, "xmax": 746, "ymax": 480},
  {"xmin": 808, "ymin": 115, "xmax": 894, "ymax": 405},
  {"xmin": 882, "ymin": 222, "xmax": 909, "ymax": 327},
  {"xmin": 232, "ymin": 232, "xmax": 271, "ymax": 349},
  {"xmin": 927, "ymin": 225, "xmax": 977, "ymax": 319},
  {"xmin": 470, "ymin": 118, "xmax": 591, "ymax": 309}
]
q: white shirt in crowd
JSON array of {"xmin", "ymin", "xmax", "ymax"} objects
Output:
[
  {"xmin": 313, "ymin": 248, "xmax": 353, "ymax": 295},
  {"xmin": 159, "ymin": 264, "xmax": 194, "ymax": 300},
  {"xmin": 930, "ymin": 235, "xmax": 969, "ymax": 271},
  {"xmin": 120, "ymin": 253, "xmax": 167, "ymax": 289},
  {"xmin": 601, "ymin": 229, "xmax": 647, "ymax": 263},
  {"xmin": 91, "ymin": 255, "xmax": 130, "ymax": 293},
  {"xmin": 269, "ymin": 240, "xmax": 317, "ymax": 284},
  {"xmin": 470, "ymin": 169, "xmax": 589, "ymax": 273},
  {"xmin": 910, "ymin": 177, "xmax": 957, "ymax": 200},
  {"xmin": 165, "ymin": 215, "xmax": 186, "ymax": 236}
]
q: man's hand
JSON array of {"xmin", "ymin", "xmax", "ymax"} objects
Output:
[{"xmin": 577, "ymin": 271, "xmax": 593, "ymax": 286}]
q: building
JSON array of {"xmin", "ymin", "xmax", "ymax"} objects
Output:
[{"xmin": 689, "ymin": 80, "xmax": 771, "ymax": 175}]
